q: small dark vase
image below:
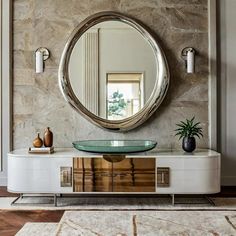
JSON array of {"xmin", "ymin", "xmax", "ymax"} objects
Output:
[{"xmin": 182, "ymin": 137, "xmax": 196, "ymax": 152}]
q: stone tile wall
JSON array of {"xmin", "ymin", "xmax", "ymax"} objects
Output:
[{"xmin": 13, "ymin": 0, "xmax": 208, "ymax": 149}]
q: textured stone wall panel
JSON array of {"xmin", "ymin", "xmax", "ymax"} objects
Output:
[{"xmin": 13, "ymin": 0, "xmax": 209, "ymax": 149}]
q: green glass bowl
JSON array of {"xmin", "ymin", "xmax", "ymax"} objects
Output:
[{"xmin": 72, "ymin": 140, "xmax": 157, "ymax": 154}]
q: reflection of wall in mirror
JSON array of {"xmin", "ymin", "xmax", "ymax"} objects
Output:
[
  {"xmin": 70, "ymin": 29, "xmax": 99, "ymax": 115},
  {"xmin": 69, "ymin": 21, "xmax": 156, "ymax": 119}
]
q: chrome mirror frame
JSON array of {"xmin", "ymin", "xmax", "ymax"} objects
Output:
[{"xmin": 58, "ymin": 11, "xmax": 170, "ymax": 131}]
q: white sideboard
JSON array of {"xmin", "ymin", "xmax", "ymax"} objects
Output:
[{"xmin": 8, "ymin": 148, "xmax": 221, "ymax": 201}]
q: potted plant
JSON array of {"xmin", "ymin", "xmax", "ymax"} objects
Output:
[{"xmin": 175, "ymin": 117, "xmax": 203, "ymax": 152}]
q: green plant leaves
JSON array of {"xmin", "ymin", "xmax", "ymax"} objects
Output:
[
  {"xmin": 108, "ymin": 91, "xmax": 127, "ymax": 116},
  {"xmin": 175, "ymin": 116, "xmax": 203, "ymax": 139}
]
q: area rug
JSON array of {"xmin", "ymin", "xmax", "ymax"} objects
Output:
[
  {"xmin": 1, "ymin": 196, "xmax": 236, "ymax": 210},
  {"xmin": 16, "ymin": 210, "xmax": 236, "ymax": 236},
  {"xmin": 16, "ymin": 223, "xmax": 58, "ymax": 236}
]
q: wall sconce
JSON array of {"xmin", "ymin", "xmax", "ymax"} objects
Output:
[
  {"xmin": 35, "ymin": 47, "xmax": 50, "ymax": 73},
  {"xmin": 181, "ymin": 47, "xmax": 196, "ymax": 73}
]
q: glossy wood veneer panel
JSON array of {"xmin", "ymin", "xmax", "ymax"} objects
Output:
[
  {"xmin": 73, "ymin": 158, "xmax": 112, "ymax": 192},
  {"xmin": 73, "ymin": 158, "xmax": 155, "ymax": 192},
  {"xmin": 113, "ymin": 158, "xmax": 155, "ymax": 192}
]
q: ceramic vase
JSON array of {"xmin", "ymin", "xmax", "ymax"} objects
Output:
[
  {"xmin": 33, "ymin": 132, "xmax": 43, "ymax": 148},
  {"xmin": 182, "ymin": 137, "xmax": 196, "ymax": 152},
  {"xmin": 44, "ymin": 127, "xmax": 53, "ymax": 147}
]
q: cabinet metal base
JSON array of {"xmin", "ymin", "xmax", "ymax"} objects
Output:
[
  {"xmin": 170, "ymin": 194, "xmax": 215, "ymax": 206},
  {"xmin": 11, "ymin": 194, "xmax": 58, "ymax": 207},
  {"xmin": 10, "ymin": 194, "xmax": 215, "ymax": 207}
]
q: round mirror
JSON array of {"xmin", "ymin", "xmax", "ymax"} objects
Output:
[{"xmin": 59, "ymin": 11, "xmax": 169, "ymax": 131}]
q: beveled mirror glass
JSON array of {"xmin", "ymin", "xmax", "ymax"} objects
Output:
[{"xmin": 59, "ymin": 12, "xmax": 169, "ymax": 131}]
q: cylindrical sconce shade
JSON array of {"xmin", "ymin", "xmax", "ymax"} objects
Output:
[
  {"xmin": 35, "ymin": 47, "xmax": 50, "ymax": 73},
  {"xmin": 35, "ymin": 51, "xmax": 43, "ymax": 73},
  {"xmin": 181, "ymin": 47, "xmax": 196, "ymax": 74},
  {"xmin": 187, "ymin": 49, "xmax": 195, "ymax": 73}
]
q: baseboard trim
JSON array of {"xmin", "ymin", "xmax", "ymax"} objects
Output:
[{"xmin": 221, "ymin": 176, "xmax": 236, "ymax": 186}]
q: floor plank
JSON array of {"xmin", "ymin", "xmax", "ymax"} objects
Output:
[
  {"xmin": 0, "ymin": 210, "xmax": 64, "ymax": 236},
  {"xmin": 0, "ymin": 187, "xmax": 19, "ymax": 197}
]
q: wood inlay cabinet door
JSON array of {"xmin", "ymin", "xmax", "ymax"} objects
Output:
[
  {"xmin": 73, "ymin": 157, "xmax": 155, "ymax": 192},
  {"xmin": 113, "ymin": 158, "xmax": 155, "ymax": 192},
  {"xmin": 73, "ymin": 158, "xmax": 112, "ymax": 192}
]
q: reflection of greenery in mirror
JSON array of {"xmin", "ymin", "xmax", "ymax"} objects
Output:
[
  {"xmin": 107, "ymin": 73, "xmax": 144, "ymax": 120},
  {"xmin": 107, "ymin": 91, "xmax": 127, "ymax": 117}
]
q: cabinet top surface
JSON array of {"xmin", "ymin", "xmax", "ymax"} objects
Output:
[{"xmin": 8, "ymin": 148, "xmax": 220, "ymax": 158}]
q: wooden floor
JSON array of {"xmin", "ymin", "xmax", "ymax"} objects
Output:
[
  {"xmin": 0, "ymin": 210, "xmax": 64, "ymax": 236},
  {"xmin": 0, "ymin": 186, "xmax": 236, "ymax": 236},
  {"xmin": 0, "ymin": 187, "xmax": 18, "ymax": 197},
  {"xmin": 0, "ymin": 187, "xmax": 64, "ymax": 235}
]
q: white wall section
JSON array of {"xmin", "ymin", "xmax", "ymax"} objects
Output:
[
  {"xmin": 219, "ymin": 0, "xmax": 236, "ymax": 185},
  {"xmin": 0, "ymin": 0, "xmax": 12, "ymax": 186}
]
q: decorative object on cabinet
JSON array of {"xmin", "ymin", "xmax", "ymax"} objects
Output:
[
  {"xmin": 60, "ymin": 167, "xmax": 72, "ymax": 187},
  {"xmin": 43, "ymin": 127, "xmax": 53, "ymax": 147},
  {"xmin": 32, "ymin": 132, "xmax": 43, "ymax": 148},
  {"xmin": 175, "ymin": 117, "xmax": 203, "ymax": 153},
  {"xmin": 35, "ymin": 47, "xmax": 50, "ymax": 73},
  {"xmin": 28, "ymin": 147, "xmax": 54, "ymax": 154},
  {"xmin": 58, "ymin": 11, "xmax": 170, "ymax": 131},
  {"xmin": 181, "ymin": 47, "xmax": 196, "ymax": 73},
  {"xmin": 103, "ymin": 154, "xmax": 126, "ymax": 163},
  {"xmin": 72, "ymin": 140, "xmax": 157, "ymax": 153}
]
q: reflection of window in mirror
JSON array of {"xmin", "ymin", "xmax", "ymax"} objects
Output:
[{"xmin": 106, "ymin": 73, "xmax": 144, "ymax": 120}]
